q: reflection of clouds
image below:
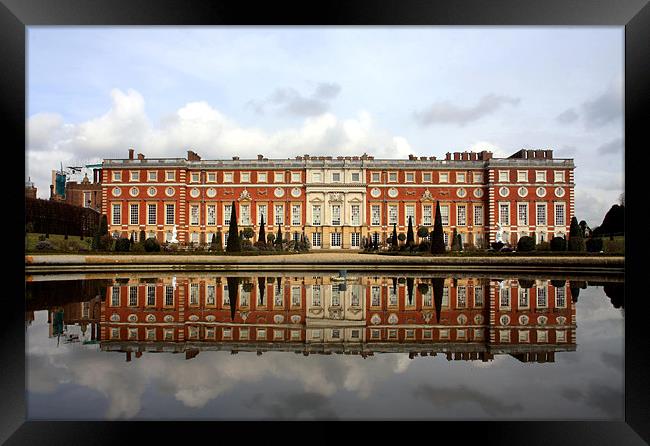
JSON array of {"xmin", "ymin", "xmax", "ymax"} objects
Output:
[
  {"xmin": 561, "ymin": 383, "xmax": 623, "ymax": 418},
  {"xmin": 414, "ymin": 383, "xmax": 523, "ymax": 416},
  {"xmin": 246, "ymin": 392, "xmax": 339, "ymax": 420}
]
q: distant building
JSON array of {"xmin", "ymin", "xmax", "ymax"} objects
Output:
[
  {"xmin": 25, "ymin": 177, "xmax": 37, "ymax": 199},
  {"xmin": 49, "ymin": 167, "xmax": 103, "ymax": 212}
]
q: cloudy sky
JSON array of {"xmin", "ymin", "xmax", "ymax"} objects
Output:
[{"xmin": 26, "ymin": 27, "xmax": 624, "ymax": 227}]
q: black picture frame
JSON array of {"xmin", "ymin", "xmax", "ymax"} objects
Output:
[{"xmin": 5, "ymin": 0, "xmax": 647, "ymax": 443}]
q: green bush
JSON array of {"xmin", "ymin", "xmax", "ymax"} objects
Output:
[
  {"xmin": 536, "ymin": 241, "xmax": 550, "ymax": 251},
  {"xmin": 550, "ymin": 237, "xmax": 567, "ymax": 251},
  {"xmin": 397, "ymin": 233, "xmax": 406, "ymax": 242},
  {"xmin": 516, "ymin": 236, "xmax": 535, "ymax": 252},
  {"xmin": 144, "ymin": 237, "xmax": 161, "ymax": 252},
  {"xmin": 114, "ymin": 237, "xmax": 131, "ymax": 252},
  {"xmin": 417, "ymin": 227, "xmax": 430, "ymax": 239},
  {"xmin": 568, "ymin": 236, "xmax": 586, "ymax": 252},
  {"xmin": 491, "ymin": 241, "xmax": 504, "ymax": 251},
  {"xmin": 131, "ymin": 243, "xmax": 146, "ymax": 253},
  {"xmin": 35, "ymin": 240, "xmax": 55, "ymax": 251},
  {"xmin": 586, "ymin": 237, "xmax": 604, "ymax": 253}
]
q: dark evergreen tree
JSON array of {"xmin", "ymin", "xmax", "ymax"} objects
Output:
[
  {"xmin": 129, "ymin": 232, "xmax": 135, "ymax": 245},
  {"xmin": 226, "ymin": 201, "xmax": 241, "ymax": 252},
  {"xmin": 391, "ymin": 223, "xmax": 398, "ymax": 249},
  {"xmin": 430, "ymin": 201, "xmax": 446, "ymax": 254},
  {"xmin": 431, "ymin": 277, "xmax": 445, "ymax": 323},
  {"xmin": 406, "ymin": 216, "xmax": 415, "ymax": 250},
  {"xmin": 258, "ymin": 214, "xmax": 266, "ymax": 245},
  {"xmin": 568, "ymin": 216, "xmax": 585, "ymax": 252},
  {"xmin": 276, "ymin": 223, "xmax": 283, "ymax": 250},
  {"xmin": 139, "ymin": 230, "xmax": 146, "ymax": 245},
  {"xmin": 92, "ymin": 214, "xmax": 108, "ymax": 250},
  {"xmin": 372, "ymin": 233, "xmax": 379, "ymax": 250},
  {"xmin": 450, "ymin": 228, "xmax": 460, "ymax": 251}
]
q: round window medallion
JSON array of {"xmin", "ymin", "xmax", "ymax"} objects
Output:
[
  {"xmin": 206, "ymin": 188, "xmax": 216, "ymax": 198},
  {"xmin": 129, "ymin": 187, "xmax": 139, "ymax": 197},
  {"xmin": 291, "ymin": 187, "xmax": 301, "ymax": 198},
  {"xmin": 555, "ymin": 187, "xmax": 565, "ymax": 197},
  {"xmin": 164, "ymin": 315, "xmax": 174, "ymax": 323},
  {"xmin": 371, "ymin": 314, "xmax": 381, "ymax": 325},
  {"xmin": 537, "ymin": 315, "xmax": 548, "ymax": 325},
  {"xmin": 474, "ymin": 314, "xmax": 484, "ymax": 325},
  {"xmin": 556, "ymin": 316, "xmax": 567, "ymax": 325},
  {"xmin": 388, "ymin": 188, "xmax": 399, "ymax": 198},
  {"xmin": 499, "ymin": 187, "xmax": 510, "ymax": 197},
  {"xmin": 146, "ymin": 314, "xmax": 156, "ymax": 323},
  {"xmin": 457, "ymin": 314, "xmax": 467, "ymax": 325},
  {"xmin": 290, "ymin": 315, "xmax": 301, "ymax": 324},
  {"xmin": 188, "ymin": 315, "xmax": 199, "ymax": 322},
  {"xmin": 205, "ymin": 315, "xmax": 215, "ymax": 322},
  {"xmin": 473, "ymin": 188, "xmax": 484, "ymax": 198},
  {"xmin": 518, "ymin": 187, "xmax": 528, "ymax": 198},
  {"xmin": 127, "ymin": 314, "xmax": 138, "ymax": 322},
  {"xmin": 190, "ymin": 188, "xmax": 200, "ymax": 198},
  {"xmin": 110, "ymin": 314, "xmax": 120, "ymax": 322},
  {"xmin": 499, "ymin": 314, "xmax": 510, "ymax": 326},
  {"xmin": 371, "ymin": 188, "xmax": 381, "ymax": 198},
  {"xmin": 274, "ymin": 187, "xmax": 285, "ymax": 198},
  {"xmin": 456, "ymin": 188, "xmax": 467, "ymax": 198},
  {"xmin": 388, "ymin": 313, "xmax": 399, "ymax": 325},
  {"xmin": 147, "ymin": 187, "xmax": 157, "ymax": 197},
  {"xmin": 519, "ymin": 315, "xmax": 529, "ymax": 326},
  {"xmin": 112, "ymin": 187, "xmax": 122, "ymax": 197},
  {"xmin": 536, "ymin": 187, "xmax": 546, "ymax": 198},
  {"xmin": 274, "ymin": 314, "xmax": 285, "ymax": 324},
  {"xmin": 166, "ymin": 187, "xmax": 175, "ymax": 197}
]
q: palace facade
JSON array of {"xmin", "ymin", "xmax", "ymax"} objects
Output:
[{"xmin": 101, "ymin": 148, "xmax": 575, "ymax": 248}]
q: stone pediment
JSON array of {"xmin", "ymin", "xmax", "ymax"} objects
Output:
[
  {"xmin": 421, "ymin": 188, "xmax": 434, "ymax": 202},
  {"xmin": 238, "ymin": 188, "xmax": 252, "ymax": 201},
  {"xmin": 328, "ymin": 192, "xmax": 343, "ymax": 202}
]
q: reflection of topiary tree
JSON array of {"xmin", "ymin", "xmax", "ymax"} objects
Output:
[{"xmin": 417, "ymin": 283, "xmax": 429, "ymax": 295}]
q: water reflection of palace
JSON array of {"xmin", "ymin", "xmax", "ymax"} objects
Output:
[{"xmin": 97, "ymin": 275, "xmax": 580, "ymax": 363}]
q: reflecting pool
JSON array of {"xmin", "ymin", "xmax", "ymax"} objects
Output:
[{"xmin": 25, "ymin": 271, "xmax": 624, "ymax": 420}]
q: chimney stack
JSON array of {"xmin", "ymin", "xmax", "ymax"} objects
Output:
[
  {"xmin": 187, "ymin": 150, "xmax": 201, "ymax": 161},
  {"xmin": 257, "ymin": 154, "xmax": 264, "ymax": 160},
  {"xmin": 128, "ymin": 148, "xmax": 134, "ymax": 159},
  {"xmin": 445, "ymin": 152, "xmax": 451, "ymax": 161},
  {"xmin": 137, "ymin": 153, "xmax": 145, "ymax": 160}
]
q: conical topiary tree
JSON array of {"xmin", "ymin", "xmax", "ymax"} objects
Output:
[
  {"xmin": 276, "ymin": 223, "xmax": 283, "ymax": 250},
  {"xmin": 568, "ymin": 216, "xmax": 585, "ymax": 252},
  {"xmin": 391, "ymin": 223, "xmax": 398, "ymax": 249},
  {"xmin": 430, "ymin": 201, "xmax": 445, "ymax": 254},
  {"xmin": 258, "ymin": 213, "xmax": 266, "ymax": 245},
  {"xmin": 457, "ymin": 233, "xmax": 463, "ymax": 251},
  {"xmin": 406, "ymin": 216, "xmax": 415, "ymax": 250},
  {"xmin": 450, "ymin": 228, "xmax": 460, "ymax": 251},
  {"xmin": 226, "ymin": 201, "xmax": 241, "ymax": 252}
]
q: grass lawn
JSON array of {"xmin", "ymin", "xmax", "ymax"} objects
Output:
[{"xmin": 25, "ymin": 233, "xmax": 92, "ymax": 251}]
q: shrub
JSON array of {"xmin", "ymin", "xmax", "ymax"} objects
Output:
[
  {"xmin": 586, "ymin": 237, "xmax": 604, "ymax": 253},
  {"xmin": 491, "ymin": 241, "xmax": 504, "ymax": 251},
  {"xmin": 516, "ymin": 236, "xmax": 535, "ymax": 252},
  {"xmin": 568, "ymin": 236, "xmax": 586, "ymax": 252},
  {"xmin": 242, "ymin": 227, "xmax": 255, "ymax": 240},
  {"xmin": 267, "ymin": 233, "xmax": 276, "ymax": 244},
  {"xmin": 131, "ymin": 243, "xmax": 146, "ymax": 253},
  {"xmin": 38, "ymin": 234, "xmax": 46, "ymax": 242},
  {"xmin": 417, "ymin": 227, "xmax": 430, "ymax": 239},
  {"xmin": 418, "ymin": 241, "xmax": 430, "ymax": 252},
  {"xmin": 397, "ymin": 233, "xmax": 406, "ymax": 242},
  {"xmin": 114, "ymin": 237, "xmax": 131, "ymax": 252},
  {"xmin": 60, "ymin": 240, "xmax": 81, "ymax": 252},
  {"xmin": 550, "ymin": 237, "xmax": 567, "ymax": 251},
  {"xmin": 35, "ymin": 240, "xmax": 55, "ymax": 251},
  {"xmin": 536, "ymin": 241, "xmax": 550, "ymax": 251},
  {"xmin": 417, "ymin": 283, "xmax": 429, "ymax": 295},
  {"xmin": 144, "ymin": 237, "xmax": 161, "ymax": 252},
  {"xmin": 100, "ymin": 234, "xmax": 114, "ymax": 251}
]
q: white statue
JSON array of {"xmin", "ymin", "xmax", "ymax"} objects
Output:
[
  {"xmin": 170, "ymin": 225, "xmax": 179, "ymax": 244},
  {"xmin": 495, "ymin": 222, "xmax": 503, "ymax": 243}
]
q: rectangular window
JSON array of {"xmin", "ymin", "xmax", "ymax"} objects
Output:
[
  {"xmin": 129, "ymin": 286, "xmax": 138, "ymax": 306},
  {"xmin": 311, "ymin": 232, "xmax": 321, "ymax": 247},
  {"xmin": 165, "ymin": 171, "xmax": 175, "ymax": 181},
  {"xmin": 442, "ymin": 287, "xmax": 449, "ymax": 307},
  {"xmin": 311, "ymin": 205, "xmax": 321, "ymax": 226},
  {"xmin": 351, "ymin": 172, "xmax": 360, "ymax": 182},
  {"xmin": 240, "ymin": 286, "xmax": 249, "ymax": 307},
  {"xmin": 290, "ymin": 204, "xmax": 301, "ymax": 226},
  {"xmin": 556, "ymin": 330, "xmax": 566, "ymax": 343},
  {"xmin": 224, "ymin": 172, "xmax": 233, "ymax": 183},
  {"xmin": 205, "ymin": 285, "xmax": 216, "ymax": 306},
  {"xmin": 312, "ymin": 172, "xmax": 322, "ymax": 183},
  {"xmin": 241, "ymin": 204, "xmax": 250, "ymax": 225},
  {"xmin": 537, "ymin": 285, "xmax": 547, "ymax": 307},
  {"xmin": 457, "ymin": 205, "xmax": 466, "ymax": 226},
  {"xmin": 499, "ymin": 330, "xmax": 511, "ymax": 343},
  {"xmin": 423, "ymin": 205, "xmax": 432, "ymax": 226},
  {"xmin": 274, "ymin": 204, "xmax": 284, "ymax": 225},
  {"xmin": 406, "ymin": 172, "xmax": 415, "ymax": 182},
  {"xmin": 371, "ymin": 329, "xmax": 381, "ymax": 340},
  {"xmin": 371, "ymin": 205, "xmax": 381, "ymax": 226},
  {"xmin": 224, "ymin": 204, "xmax": 232, "ymax": 225},
  {"xmin": 130, "ymin": 204, "xmax": 139, "ymax": 225},
  {"xmin": 555, "ymin": 203, "xmax": 565, "ymax": 227},
  {"xmin": 204, "ymin": 327, "xmax": 215, "ymax": 340},
  {"xmin": 240, "ymin": 328, "xmax": 250, "ymax": 340},
  {"xmin": 518, "ymin": 203, "xmax": 528, "ymax": 226},
  {"xmin": 423, "ymin": 286, "xmax": 432, "ymax": 307},
  {"xmin": 388, "ymin": 205, "xmax": 398, "ymax": 225},
  {"xmin": 499, "ymin": 171, "xmax": 509, "ymax": 182},
  {"xmin": 350, "ymin": 329, "xmax": 360, "ymax": 340},
  {"xmin": 351, "ymin": 232, "xmax": 360, "ymax": 247},
  {"xmin": 223, "ymin": 327, "xmax": 232, "ymax": 339},
  {"xmin": 439, "ymin": 328, "xmax": 449, "ymax": 340},
  {"xmin": 473, "ymin": 172, "xmax": 483, "ymax": 183},
  {"xmin": 517, "ymin": 171, "xmax": 528, "ymax": 182},
  {"xmin": 500, "ymin": 288, "xmax": 511, "ymax": 308},
  {"xmin": 257, "ymin": 172, "xmax": 267, "ymax": 183},
  {"xmin": 111, "ymin": 287, "xmax": 120, "ymax": 306},
  {"xmin": 519, "ymin": 288, "xmax": 529, "ymax": 308},
  {"xmin": 83, "ymin": 191, "xmax": 91, "ymax": 208},
  {"xmin": 111, "ymin": 328, "xmax": 121, "ymax": 339},
  {"xmin": 474, "ymin": 205, "xmax": 483, "ymax": 226},
  {"xmin": 389, "ymin": 286, "xmax": 397, "ymax": 306},
  {"xmin": 190, "ymin": 205, "xmax": 199, "ymax": 225},
  {"xmin": 332, "ymin": 284, "xmax": 341, "ymax": 306},
  {"xmin": 331, "ymin": 205, "xmax": 341, "ymax": 225},
  {"xmin": 165, "ymin": 204, "xmax": 175, "ymax": 225},
  {"xmin": 474, "ymin": 286, "xmax": 484, "ymax": 307},
  {"xmin": 439, "ymin": 172, "xmax": 449, "ymax": 183},
  {"xmin": 112, "ymin": 204, "xmax": 121, "ymax": 225},
  {"xmin": 423, "ymin": 172, "xmax": 432, "ymax": 182},
  {"xmin": 536, "ymin": 171, "xmax": 547, "ymax": 182},
  {"xmin": 440, "ymin": 205, "xmax": 449, "ymax": 226},
  {"xmin": 311, "ymin": 285, "xmax": 321, "ymax": 306},
  {"xmin": 189, "ymin": 284, "xmax": 199, "ymax": 305},
  {"xmin": 223, "ymin": 284, "xmax": 230, "ymax": 306},
  {"xmin": 351, "ymin": 288, "xmax": 360, "ymax": 306},
  {"xmin": 147, "ymin": 204, "xmax": 156, "ymax": 225},
  {"xmin": 388, "ymin": 172, "xmax": 397, "ymax": 182},
  {"xmin": 457, "ymin": 287, "xmax": 466, "ymax": 308},
  {"xmin": 165, "ymin": 286, "xmax": 174, "ymax": 306},
  {"xmin": 371, "ymin": 172, "xmax": 380, "ymax": 182},
  {"xmin": 371, "ymin": 286, "xmax": 381, "ymax": 306},
  {"xmin": 190, "ymin": 172, "xmax": 200, "ymax": 183},
  {"xmin": 131, "ymin": 171, "xmax": 140, "ymax": 182},
  {"xmin": 207, "ymin": 204, "xmax": 216, "ymax": 225},
  {"xmin": 554, "ymin": 171, "xmax": 565, "ymax": 183},
  {"xmin": 405, "ymin": 205, "xmax": 415, "ymax": 225},
  {"xmin": 274, "ymin": 172, "xmax": 284, "ymax": 183},
  {"xmin": 332, "ymin": 172, "xmax": 341, "ymax": 182},
  {"xmin": 351, "ymin": 204, "xmax": 360, "ymax": 225},
  {"xmin": 291, "ymin": 172, "xmax": 301, "ymax": 183},
  {"xmin": 556, "ymin": 287, "xmax": 566, "ymax": 308},
  {"xmin": 291, "ymin": 286, "xmax": 301, "ymax": 307},
  {"xmin": 499, "ymin": 203, "xmax": 510, "ymax": 225},
  {"xmin": 128, "ymin": 328, "xmax": 138, "ymax": 340},
  {"xmin": 258, "ymin": 204, "xmax": 267, "ymax": 225},
  {"xmin": 112, "ymin": 171, "xmax": 122, "ymax": 182},
  {"xmin": 537, "ymin": 330, "xmax": 548, "ymax": 343},
  {"xmin": 456, "ymin": 172, "xmax": 466, "ymax": 183},
  {"xmin": 147, "ymin": 285, "xmax": 156, "ymax": 306},
  {"xmin": 274, "ymin": 284, "xmax": 283, "ymax": 307},
  {"xmin": 207, "ymin": 172, "xmax": 216, "ymax": 183},
  {"xmin": 331, "ymin": 232, "xmax": 341, "ymax": 247},
  {"xmin": 241, "ymin": 172, "xmax": 251, "ymax": 183},
  {"xmin": 536, "ymin": 204, "xmax": 547, "ymax": 226},
  {"xmin": 273, "ymin": 329, "xmax": 284, "ymax": 340}
]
